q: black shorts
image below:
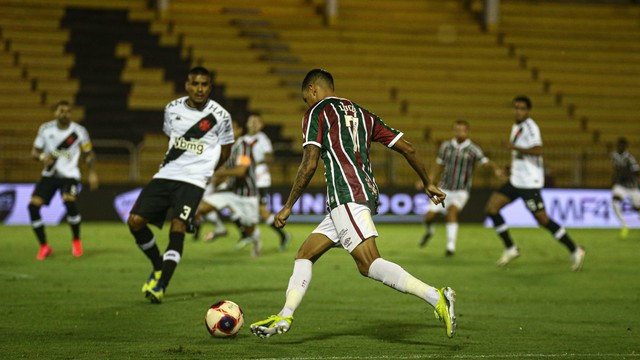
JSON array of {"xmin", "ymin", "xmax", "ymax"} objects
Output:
[
  {"xmin": 33, "ymin": 177, "xmax": 80, "ymax": 205},
  {"xmin": 498, "ymin": 182, "xmax": 546, "ymax": 213},
  {"xmin": 258, "ymin": 187, "xmax": 269, "ymax": 206},
  {"xmin": 130, "ymin": 179, "xmax": 204, "ymax": 229}
]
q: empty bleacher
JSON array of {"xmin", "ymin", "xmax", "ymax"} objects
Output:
[{"xmin": 1, "ymin": 0, "xmax": 637, "ymax": 189}]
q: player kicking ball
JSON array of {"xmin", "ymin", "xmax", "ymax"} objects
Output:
[{"xmin": 250, "ymin": 69, "xmax": 456, "ymax": 339}]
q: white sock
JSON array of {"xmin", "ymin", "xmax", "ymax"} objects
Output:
[
  {"xmin": 446, "ymin": 222, "xmax": 458, "ymax": 252},
  {"xmin": 279, "ymin": 259, "xmax": 312, "ymax": 317},
  {"xmin": 367, "ymin": 258, "xmax": 440, "ymax": 307},
  {"xmin": 613, "ymin": 200, "xmax": 626, "ymax": 227}
]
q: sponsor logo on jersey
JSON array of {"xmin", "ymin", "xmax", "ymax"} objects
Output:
[{"xmin": 173, "ymin": 137, "xmax": 204, "ymax": 155}]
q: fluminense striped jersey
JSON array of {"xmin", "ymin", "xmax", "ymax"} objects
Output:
[
  {"xmin": 437, "ymin": 138, "xmax": 489, "ymax": 191},
  {"xmin": 224, "ymin": 135, "xmax": 258, "ymax": 197},
  {"xmin": 611, "ymin": 150, "xmax": 639, "ymax": 188},
  {"xmin": 302, "ymin": 96, "xmax": 403, "ymax": 211}
]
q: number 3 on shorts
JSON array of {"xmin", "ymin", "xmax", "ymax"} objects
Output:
[{"xmin": 179, "ymin": 205, "xmax": 192, "ymax": 220}]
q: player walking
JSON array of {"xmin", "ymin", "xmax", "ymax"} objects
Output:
[
  {"xmin": 128, "ymin": 67, "xmax": 234, "ymax": 303},
  {"xmin": 420, "ymin": 120, "xmax": 504, "ymax": 256},
  {"xmin": 250, "ymin": 69, "xmax": 456, "ymax": 339},
  {"xmin": 485, "ymin": 96, "xmax": 586, "ymax": 271},
  {"xmin": 610, "ymin": 137, "xmax": 640, "ymax": 238},
  {"xmin": 29, "ymin": 100, "xmax": 99, "ymax": 260}
]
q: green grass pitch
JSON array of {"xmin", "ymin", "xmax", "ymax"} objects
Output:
[{"xmin": 1, "ymin": 222, "xmax": 639, "ymax": 359}]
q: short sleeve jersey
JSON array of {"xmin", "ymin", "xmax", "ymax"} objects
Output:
[
  {"xmin": 437, "ymin": 138, "xmax": 489, "ymax": 191},
  {"xmin": 509, "ymin": 118, "xmax": 544, "ymax": 189},
  {"xmin": 302, "ymin": 96, "xmax": 403, "ymax": 210},
  {"xmin": 33, "ymin": 120, "xmax": 92, "ymax": 180},
  {"xmin": 611, "ymin": 151, "xmax": 639, "ymax": 188},
  {"xmin": 154, "ymin": 97, "xmax": 235, "ymax": 189},
  {"xmin": 224, "ymin": 135, "xmax": 258, "ymax": 197},
  {"xmin": 245, "ymin": 131, "xmax": 273, "ymax": 188}
]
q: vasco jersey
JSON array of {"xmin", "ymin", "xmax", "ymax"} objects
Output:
[
  {"xmin": 510, "ymin": 118, "xmax": 544, "ymax": 189},
  {"xmin": 611, "ymin": 151, "xmax": 639, "ymax": 188},
  {"xmin": 153, "ymin": 97, "xmax": 235, "ymax": 189},
  {"xmin": 437, "ymin": 138, "xmax": 489, "ymax": 191},
  {"xmin": 303, "ymin": 96, "xmax": 403, "ymax": 211},
  {"xmin": 33, "ymin": 120, "xmax": 92, "ymax": 180},
  {"xmin": 224, "ymin": 135, "xmax": 258, "ymax": 197},
  {"xmin": 244, "ymin": 131, "xmax": 273, "ymax": 188}
]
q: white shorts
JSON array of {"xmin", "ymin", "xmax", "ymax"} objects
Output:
[
  {"xmin": 612, "ymin": 185, "xmax": 640, "ymax": 207},
  {"xmin": 312, "ymin": 203, "xmax": 378, "ymax": 253},
  {"xmin": 202, "ymin": 191, "xmax": 259, "ymax": 226},
  {"xmin": 427, "ymin": 190, "xmax": 470, "ymax": 214}
]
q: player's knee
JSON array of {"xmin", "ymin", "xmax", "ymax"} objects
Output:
[
  {"xmin": 127, "ymin": 214, "xmax": 145, "ymax": 231},
  {"xmin": 62, "ymin": 193, "xmax": 76, "ymax": 202},
  {"xmin": 29, "ymin": 196, "xmax": 44, "ymax": 207},
  {"xmin": 28, "ymin": 203, "xmax": 41, "ymax": 219},
  {"xmin": 170, "ymin": 218, "xmax": 187, "ymax": 233},
  {"xmin": 534, "ymin": 212, "xmax": 550, "ymax": 226}
]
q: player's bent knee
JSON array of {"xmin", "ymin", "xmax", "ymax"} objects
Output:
[
  {"xmin": 127, "ymin": 214, "xmax": 146, "ymax": 231},
  {"xmin": 62, "ymin": 193, "xmax": 76, "ymax": 202},
  {"xmin": 29, "ymin": 196, "xmax": 44, "ymax": 207}
]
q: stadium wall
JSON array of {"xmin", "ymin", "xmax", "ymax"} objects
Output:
[{"xmin": 1, "ymin": 184, "xmax": 637, "ymax": 228}]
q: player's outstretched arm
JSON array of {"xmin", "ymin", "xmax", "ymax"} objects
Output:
[
  {"xmin": 274, "ymin": 145, "xmax": 320, "ymax": 228},
  {"xmin": 391, "ymin": 138, "xmax": 446, "ymax": 206}
]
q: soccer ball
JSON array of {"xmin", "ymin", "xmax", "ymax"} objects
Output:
[{"xmin": 205, "ymin": 300, "xmax": 244, "ymax": 338}]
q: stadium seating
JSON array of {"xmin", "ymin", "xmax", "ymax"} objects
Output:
[{"xmin": 0, "ymin": 0, "xmax": 637, "ymax": 188}]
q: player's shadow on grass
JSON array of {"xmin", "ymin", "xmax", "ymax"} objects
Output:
[
  {"xmin": 276, "ymin": 319, "xmax": 460, "ymax": 348},
  {"xmin": 158, "ymin": 286, "xmax": 282, "ymax": 303}
]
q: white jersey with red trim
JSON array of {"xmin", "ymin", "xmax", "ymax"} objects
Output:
[
  {"xmin": 33, "ymin": 120, "xmax": 92, "ymax": 180},
  {"xmin": 510, "ymin": 117, "xmax": 544, "ymax": 189},
  {"xmin": 153, "ymin": 96, "xmax": 235, "ymax": 189}
]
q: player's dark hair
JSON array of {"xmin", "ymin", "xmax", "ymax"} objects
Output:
[
  {"xmin": 513, "ymin": 95, "xmax": 532, "ymax": 109},
  {"xmin": 54, "ymin": 99, "xmax": 71, "ymax": 110},
  {"xmin": 187, "ymin": 66, "xmax": 212, "ymax": 81},
  {"xmin": 454, "ymin": 119, "xmax": 470, "ymax": 128},
  {"xmin": 617, "ymin": 137, "xmax": 628, "ymax": 146},
  {"xmin": 302, "ymin": 69, "xmax": 334, "ymax": 91}
]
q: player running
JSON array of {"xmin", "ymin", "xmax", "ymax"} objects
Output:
[
  {"xmin": 420, "ymin": 119, "xmax": 504, "ymax": 256},
  {"xmin": 610, "ymin": 137, "xmax": 640, "ymax": 238},
  {"xmin": 250, "ymin": 69, "xmax": 456, "ymax": 339},
  {"xmin": 128, "ymin": 67, "xmax": 234, "ymax": 303},
  {"xmin": 29, "ymin": 100, "xmax": 99, "ymax": 260}
]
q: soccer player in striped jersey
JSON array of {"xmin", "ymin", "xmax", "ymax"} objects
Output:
[
  {"xmin": 251, "ymin": 69, "xmax": 456, "ymax": 339},
  {"xmin": 196, "ymin": 121, "xmax": 263, "ymax": 257},
  {"xmin": 420, "ymin": 120, "xmax": 504, "ymax": 256},
  {"xmin": 485, "ymin": 96, "xmax": 586, "ymax": 271},
  {"xmin": 610, "ymin": 137, "xmax": 640, "ymax": 239},
  {"xmin": 29, "ymin": 100, "xmax": 99, "ymax": 260},
  {"xmin": 128, "ymin": 67, "xmax": 234, "ymax": 303}
]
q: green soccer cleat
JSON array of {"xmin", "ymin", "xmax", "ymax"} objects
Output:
[
  {"xmin": 250, "ymin": 315, "xmax": 294, "ymax": 338},
  {"xmin": 146, "ymin": 283, "xmax": 164, "ymax": 304},
  {"xmin": 434, "ymin": 287, "xmax": 456, "ymax": 338},
  {"xmin": 141, "ymin": 270, "xmax": 162, "ymax": 294}
]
